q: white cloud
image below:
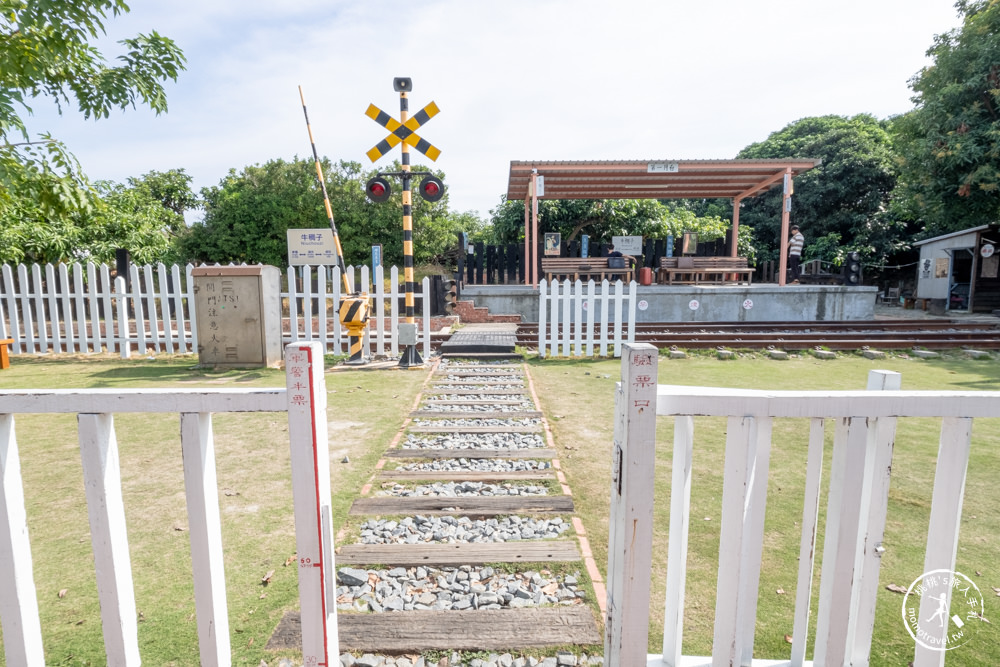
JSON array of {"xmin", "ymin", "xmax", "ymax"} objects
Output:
[{"xmin": 22, "ymin": 0, "xmax": 961, "ymax": 219}]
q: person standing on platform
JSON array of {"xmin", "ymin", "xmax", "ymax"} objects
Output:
[
  {"xmin": 607, "ymin": 244, "xmax": 624, "ymax": 281},
  {"xmin": 788, "ymin": 224, "xmax": 804, "ymax": 284}
]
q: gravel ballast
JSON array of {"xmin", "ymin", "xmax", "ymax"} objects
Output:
[
  {"xmin": 357, "ymin": 515, "xmax": 570, "ymax": 544},
  {"xmin": 401, "ymin": 433, "xmax": 546, "ymax": 450},
  {"xmin": 376, "ymin": 481, "xmax": 548, "ymax": 497},
  {"xmin": 335, "ymin": 564, "xmax": 585, "ymax": 613},
  {"xmin": 392, "ymin": 458, "xmax": 552, "ymax": 473}
]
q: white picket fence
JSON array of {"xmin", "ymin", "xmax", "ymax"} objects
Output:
[
  {"xmin": 0, "ymin": 262, "xmax": 433, "ymax": 358},
  {"xmin": 537, "ymin": 279, "xmax": 637, "ymax": 358},
  {"xmin": 0, "ymin": 342, "xmax": 338, "ymax": 667},
  {"xmin": 607, "ymin": 343, "xmax": 998, "ymax": 667}
]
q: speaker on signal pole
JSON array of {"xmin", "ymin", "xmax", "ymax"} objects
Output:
[{"xmin": 842, "ymin": 251, "xmax": 862, "ymax": 285}]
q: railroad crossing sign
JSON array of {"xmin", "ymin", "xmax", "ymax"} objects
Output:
[{"xmin": 364, "ymin": 101, "xmax": 441, "ymax": 162}]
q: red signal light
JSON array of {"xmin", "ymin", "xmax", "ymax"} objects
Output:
[
  {"xmin": 418, "ymin": 175, "xmax": 445, "ymax": 202},
  {"xmin": 366, "ymin": 176, "xmax": 392, "ymax": 203}
]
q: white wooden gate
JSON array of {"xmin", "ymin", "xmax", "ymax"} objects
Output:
[
  {"xmin": 607, "ymin": 343, "xmax": 999, "ymax": 667},
  {"xmin": 0, "ymin": 342, "xmax": 337, "ymax": 667},
  {"xmin": 537, "ymin": 278, "xmax": 637, "ymax": 358}
]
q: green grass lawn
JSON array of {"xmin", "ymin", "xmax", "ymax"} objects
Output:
[
  {"xmin": 527, "ymin": 349, "xmax": 1000, "ymax": 664},
  {"xmin": 0, "ymin": 354, "xmax": 427, "ymax": 667},
  {"xmin": 0, "ymin": 350, "xmax": 997, "ymax": 665}
]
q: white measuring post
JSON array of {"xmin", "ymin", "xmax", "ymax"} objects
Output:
[
  {"xmin": 285, "ymin": 342, "xmax": 337, "ymax": 666},
  {"xmin": 605, "ymin": 342, "xmax": 658, "ymax": 665}
]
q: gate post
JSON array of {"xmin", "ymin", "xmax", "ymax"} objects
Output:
[
  {"xmin": 605, "ymin": 342, "xmax": 658, "ymax": 664},
  {"xmin": 285, "ymin": 342, "xmax": 337, "ymax": 666}
]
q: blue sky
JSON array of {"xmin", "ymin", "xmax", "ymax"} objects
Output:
[{"xmin": 23, "ymin": 0, "xmax": 963, "ymax": 221}]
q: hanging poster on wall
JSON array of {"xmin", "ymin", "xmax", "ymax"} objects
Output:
[
  {"xmin": 544, "ymin": 233, "xmax": 561, "ymax": 256},
  {"xmin": 982, "ymin": 254, "xmax": 999, "ymax": 278},
  {"xmin": 934, "ymin": 257, "xmax": 950, "ymax": 278}
]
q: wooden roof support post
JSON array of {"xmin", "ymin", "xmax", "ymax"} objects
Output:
[
  {"xmin": 523, "ymin": 196, "xmax": 531, "ymax": 286},
  {"xmin": 731, "ymin": 196, "xmax": 743, "ymax": 258},
  {"xmin": 778, "ymin": 168, "xmax": 793, "ymax": 286},
  {"xmin": 531, "ymin": 170, "xmax": 539, "ymax": 286}
]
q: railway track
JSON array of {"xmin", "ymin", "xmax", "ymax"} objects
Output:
[{"xmin": 509, "ymin": 319, "xmax": 1000, "ymax": 350}]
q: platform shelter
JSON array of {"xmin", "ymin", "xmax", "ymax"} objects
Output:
[{"xmin": 506, "ymin": 158, "xmax": 820, "ymax": 286}]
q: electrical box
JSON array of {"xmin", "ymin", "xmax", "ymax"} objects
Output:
[{"xmin": 192, "ymin": 265, "xmax": 282, "ymax": 367}]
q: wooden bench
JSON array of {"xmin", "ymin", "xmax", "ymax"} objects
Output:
[
  {"xmin": 0, "ymin": 338, "xmax": 12, "ymax": 370},
  {"xmin": 541, "ymin": 257, "xmax": 635, "ymax": 283},
  {"xmin": 657, "ymin": 256, "xmax": 754, "ymax": 285}
]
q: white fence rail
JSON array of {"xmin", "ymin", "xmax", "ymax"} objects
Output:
[
  {"xmin": 0, "ymin": 341, "xmax": 338, "ymax": 667},
  {"xmin": 537, "ymin": 278, "xmax": 637, "ymax": 358},
  {"xmin": 0, "ymin": 262, "xmax": 433, "ymax": 358},
  {"xmin": 607, "ymin": 343, "xmax": 998, "ymax": 667}
]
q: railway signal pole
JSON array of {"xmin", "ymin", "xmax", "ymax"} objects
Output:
[{"xmin": 364, "ymin": 77, "xmax": 444, "ymax": 368}]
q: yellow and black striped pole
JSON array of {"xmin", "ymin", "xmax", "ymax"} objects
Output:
[
  {"xmin": 339, "ymin": 297, "xmax": 369, "ymax": 363},
  {"xmin": 299, "ymin": 86, "xmax": 352, "ymax": 294},
  {"xmin": 299, "ymin": 85, "xmax": 369, "ymax": 363},
  {"xmin": 398, "ymin": 87, "xmax": 422, "ymax": 368}
]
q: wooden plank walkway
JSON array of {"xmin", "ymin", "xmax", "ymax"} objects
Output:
[
  {"xmin": 385, "ymin": 448, "xmax": 556, "ymax": 459},
  {"xmin": 268, "ymin": 355, "xmax": 604, "ymax": 656},
  {"xmin": 410, "ymin": 409, "xmax": 543, "ymax": 419},
  {"xmin": 430, "ymin": 378, "xmax": 525, "ymax": 385},
  {"xmin": 267, "ymin": 608, "xmax": 601, "ymax": 652},
  {"xmin": 435, "ymin": 370, "xmax": 524, "ymax": 378},
  {"xmin": 422, "ymin": 399, "xmax": 532, "ymax": 405},
  {"xmin": 380, "ymin": 470, "xmax": 554, "ymax": 481},
  {"xmin": 336, "ymin": 540, "xmax": 580, "ymax": 566},
  {"xmin": 407, "ymin": 424, "xmax": 542, "ymax": 433},
  {"xmin": 349, "ymin": 495, "xmax": 574, "ymax": 516},
  {"xmin": 424, "ymin": 387, "xmax": 528, "ymax": 395}
]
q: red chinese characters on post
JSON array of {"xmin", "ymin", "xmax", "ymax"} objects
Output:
[
  {"xmin": 632, "ymin": 354, "xmax": 654, "ymax": 367},
  {"xmin": 290, "ymin": 394, "xmax": 308, "ymax": 406},
  {"xmin": 289, "ymin": 365, "xmax": 304, "ymax": 378},
  {"xmin": 633, "ymin": 399, "xmax": 650, "ymax": 408},
  {"xmin": 633, "ymin": 374, "xmax": 654, "ymax": 389}
]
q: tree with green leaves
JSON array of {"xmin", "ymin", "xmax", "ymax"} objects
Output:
[
  {"xmin": 176, "ymin": 157, "xmax": 477, "ymax": 268},
  {"xmin": 0, "ymin": 0, "xmax": 185, "ymax": 220},
  {"xmin": 736, "ymin": 114, "xmax": 901, "ymax": 269},
  {"xmin": 485, "ymin": 198, "xmax": 668, "ymax": 245},
  {"xmin": 485, "ymin": 196, "xmax": 744, "ymax": 258},
  {"xmin": 0, "ymin": 168, "xmax": 196, "ymax": 265},
  {"xmin": 893, "ymin": 0, "xmax": 1000, "ymax": 237}
]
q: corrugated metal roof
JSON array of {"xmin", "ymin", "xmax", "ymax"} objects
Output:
[
  {"xmin": 506, "ymin": 158, "xmax": 821, "ymax": 201},
  {"xmin": 912, "ymin": 225, "xmax": 992, "ymax": 247}
]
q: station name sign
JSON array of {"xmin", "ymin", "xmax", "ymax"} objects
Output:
[{"xmin": 287, "ymin": 228, "xmax": 337, "ymax": 266}]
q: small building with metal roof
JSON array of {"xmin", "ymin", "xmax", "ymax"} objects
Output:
[{"xmin": 912, "ymin": 224, "xmax": 1000, "ymax": 313}]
